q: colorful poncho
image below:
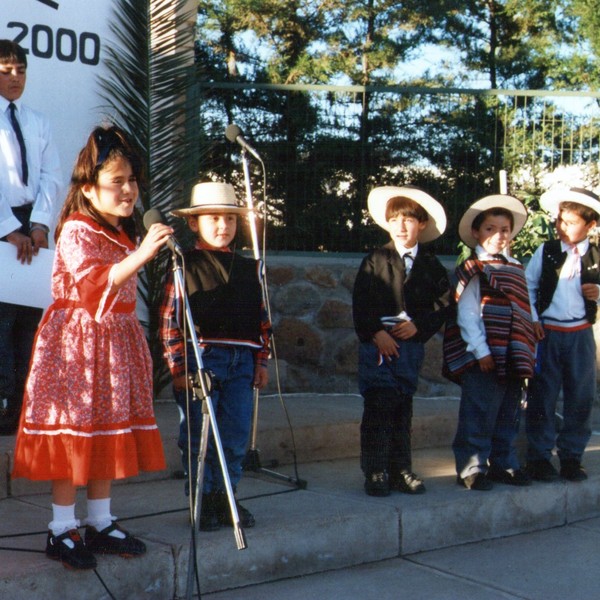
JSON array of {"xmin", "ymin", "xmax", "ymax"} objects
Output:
[{"xmin": 443, "ymin": 256, "xmax": 535, "ymax": 383}]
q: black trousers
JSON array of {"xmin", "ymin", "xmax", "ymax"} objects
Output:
[{"xmin": 360, "ymin": 387, "xmax": 413, "ymax": 477}]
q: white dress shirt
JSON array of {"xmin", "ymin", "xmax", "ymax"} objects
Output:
[{"xmin": 0, "ymin": 96, "xmax": 62, "ymax": 238}]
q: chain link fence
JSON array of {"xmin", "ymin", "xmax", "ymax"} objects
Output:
[{"xmin": 193, "ymin": 82, "xmax": 600, "ymax": 255}]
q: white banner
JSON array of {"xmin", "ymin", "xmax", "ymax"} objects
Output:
[
  {"xmin": 1, "ymin": 1, "xmax": 113, "ymax": 306},
  {"xmin": 2, "ymin": 0, "xmax": 114, "ymax": 186},
  {"xmin": 0, "ymin": 241, "xmax": 54, "ymax": 308}
]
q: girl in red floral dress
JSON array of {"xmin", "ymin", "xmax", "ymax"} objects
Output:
[{"xmin": 13, "ymin": 126, "xmax": 173, "ymax": 570}]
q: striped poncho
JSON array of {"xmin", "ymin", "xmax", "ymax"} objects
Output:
[{"xmin": 443, "ymin": 256, "xmax": 535, "ymax": 383}]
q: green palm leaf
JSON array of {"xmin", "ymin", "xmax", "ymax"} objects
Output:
[{"xmin": 98, "ymin": 0, "xmax": 201, "ymax": 395}]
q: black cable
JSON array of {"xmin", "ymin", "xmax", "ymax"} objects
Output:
[{"xmin": 257, "ymin": 165, "xmax": 305, "ymax": 488}]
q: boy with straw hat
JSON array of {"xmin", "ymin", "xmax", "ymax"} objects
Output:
[
  {"xmin": 525, "ymin": 187, "xmax": 600, "ymax": 483},
  {"xmin": 443, "ymin": 194, "xmax": 535, "ymax": 490},
  {"xmin": 353, "ymin": 185, "xmax": 450, "ymax": 497},
  {"xmin": 160, "ymin": 181, "xmax": 271, "ymax": 530}
]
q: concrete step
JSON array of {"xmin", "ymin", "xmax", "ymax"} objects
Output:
[
  {"xmin": 3, "ymin": 393, "xmax": 600, "ymax": 598},
  {"xmin": 2, "ymin": 438, "xmax": 600, "ymax": 598}
]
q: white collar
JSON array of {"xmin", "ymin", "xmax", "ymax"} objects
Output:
[
  {"xmin": 475, "ymin": 245, "xmax": 509, "ymax": 261},
  {"xmin": 561, "ymin": 238, "xmax": 589, "ymax": 254},
  {"xmin": 394, "ymin": 242, "xmax": 418, "ymax": 257},
  {"xmin": 0, "ymin": 96, "xmax": 22, "ymax": 114}
]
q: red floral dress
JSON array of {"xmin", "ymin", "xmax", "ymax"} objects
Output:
[{"xmin": 12, "ymin": 213, "xmax": 166, "ymax": 485}]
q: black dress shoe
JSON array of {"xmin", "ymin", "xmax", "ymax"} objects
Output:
[
  {"xmin": 46, "ymin": 529, "xmax": 97, "ymax": 570},
  {"xmin": 527, "ymin": 459, "xmax": 559, "ymax": 482},
  {"xmin": 215, "ymin": 492, "xmax": 256, "ymax": 528},
  {"xmin": 199, "ymin": 493, "xmax": 221, "ymax": 532},
  {"xmin": 364, "ymin": 471, "xmax": 390, "ymax": 496},
  {"xmin": 457, "ymin": 472, "xmax": 493, "ymax": 491},
  {"xmin": 85, "ymin": 522, "xmax": 146, "ymax": 557},
  {"xmin": 487, "ymin": 466, "xmax": 531, "ymax": 486},
  {"xmin": 560, "ymin": 459, "xmax": 587, "ymax": 482},
  {"xmin": 391, "ymin": 471, "xmax": 426, "ymax": 494}
]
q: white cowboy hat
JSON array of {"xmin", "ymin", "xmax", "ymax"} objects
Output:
[
  {"xmin": 458, "ymin": 194, "xmax": 528, "ymax": 249},
  {"xmin": 367, "ymin": 185, "xmax": 447, "ymax": 242},
  {"xmin": 540, "ymin": 187, "xmax": 600, "ymax": 218},
  {"xmin": 170, "ymin": 182, "xmax": 250, "ymax": 217}
]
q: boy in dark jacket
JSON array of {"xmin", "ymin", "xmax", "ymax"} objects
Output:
[{"xmin": 353, "ymin": 186, "xmax": 450, "ymax": 496}]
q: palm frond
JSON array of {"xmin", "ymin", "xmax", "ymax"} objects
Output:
[{"xmin": 98, "ymin": 0, "xmax": 201, "ymax": 395}]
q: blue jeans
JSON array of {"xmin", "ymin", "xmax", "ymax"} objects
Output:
[
  {"xmin": 526, "ymin": 327, "xmax": 595, "ymax": 463},
  {"xmin": 0, "ymin": 301, "xmax": 42, "ymax": 417},
  {"xmin": 174, "ymin": 344, "xmax": 255, "ymax": 495},
  {"xmin": 453, "ymin": 367, "xmax": 523, "ymax": 478},
  {"xmin": 357, "ymin": 340, "xmax": 424, "ymax": 397}
]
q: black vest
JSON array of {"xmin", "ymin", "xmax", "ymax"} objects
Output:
[
  {"xmin": 536, "ymin": 239, "xmax": 600, "ymax": 324},
  {"xmin": 184, "ymin": 249, "xmax": 263, "ymax": 343}
]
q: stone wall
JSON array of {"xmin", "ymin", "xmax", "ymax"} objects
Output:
[
  {"xmin": 263, "ymin": 253, "xmax": 600, "ymax": 412},
  {"xmin": 262, "ymin": 253, "xmax": 460, "ymax": 398}
]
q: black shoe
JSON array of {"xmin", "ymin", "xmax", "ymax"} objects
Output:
[
  {"xmin": 487, "ymin": 466, "xmax": 532, "ymax": 487},
  {"xmin": 199, "ymin": 493, "xmax": 222, "ymax": 532},
  {"xmin": 457, "ymin": 472, "xmax": 493, "ymax": 491},
  {"xmin": 364, "ymin": 471, "xmax": 390, "ymax": 497},
  {"xmin": 222, "ymin": 501, "xmax": 256, "ymax": 528},
  {"xmin": 46, "ymin": 529, "xmax": 97, "ymax": 570},
  {"xmin": 527, "ymin": 459, "xmax": 560, "ymax": 482},
  {"xmin": 560, "ymin": 459, "xmax": 588, "ymax": 482},
  {"xmin": 391, "ymin": 471, "xmax": 426, "ymax": 494},
  {"xmin": 84, "ymin": 522, "xmax": 146, "ymax": 557},
  {"xmin": 214, "ymin": 491, "xmax": 256, "ymax": 528}
]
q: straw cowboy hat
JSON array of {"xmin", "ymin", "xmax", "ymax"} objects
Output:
[
  {"xmin": 367, "ymin": 185, "xmax": 447, "ymax": 243},
  {"xmin": 170, "ymin": 182, "xmax": 250, "ymax": 217},
  {"xmin": 539, "ymin": 186, "xmax": 600, "ymax": 218},
  {"xmin": 458, "ymin": 194, "xmax": 528, "ymax": 249}
]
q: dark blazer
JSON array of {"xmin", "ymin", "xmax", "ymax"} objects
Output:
[{"xmin": 352, "ymin": 242, "xmax": 451, "ymax": 343}]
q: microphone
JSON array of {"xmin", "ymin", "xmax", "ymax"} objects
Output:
[
  {"xmin": 225, "ymin": 124, "xmax": 262, "ymax": 161},
  {"xmin": 143, "ymin": 208, "xmax": 182, "ymax": 255}
]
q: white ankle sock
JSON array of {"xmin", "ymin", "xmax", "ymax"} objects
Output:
[
  {"xmin": 86, "ymin": 498, "xmax": 112, "ymax": 531},
  {"xmin": 49, "ymin": 503, "xmax": 78, "ymax": 539}
]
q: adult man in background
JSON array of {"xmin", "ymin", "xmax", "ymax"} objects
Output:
[{"xmin": 0, "ymin": 39, "xmax": 62, "ymax": 434}]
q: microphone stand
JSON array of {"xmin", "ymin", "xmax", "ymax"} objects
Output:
[
  {"xmin": 169, "ymin": 251, "xmax": 247, "ymax": 600},
  {"xmin": 239, "ymin": 148, "xmax": 305, "ymax": 488}
]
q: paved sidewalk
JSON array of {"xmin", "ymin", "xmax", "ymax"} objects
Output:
[{"xmin": 205, "ymin": 517, "xmax": 600, "ymax": 600}]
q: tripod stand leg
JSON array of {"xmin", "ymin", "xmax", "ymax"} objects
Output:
[
  {"xmin": 243, "ymin": 388, "xmax": 307, "ymax": 489},
  {"xmin": 185, "ymin": 389, "xmax": 211, "ymax": 600}
]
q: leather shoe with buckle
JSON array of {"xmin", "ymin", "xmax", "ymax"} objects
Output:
[
  {"xmin": 391, "ymin": 471, "xmax": 426, "ymax": 494},
  {"xmin": 364, "ymin": 471, "xmax": 390, "ymax": 496}
]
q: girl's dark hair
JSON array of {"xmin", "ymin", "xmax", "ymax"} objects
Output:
[
  {"xmin": 55, "ymin": 126, "xmax": 145, "ymax": 242},
  {"xmin": 385, "ymin": 196, "xmax": 429, "ymax": 223},
  {"xmin": 559, "ymin": 201, "xmax": 600, "ymax": 224},
  {"xmin": 0, "ymin": 39, "xmax": 27, "ymax": 66},
  {"xmin": 471, "ymin": 207, "xmax": 514, "ymax": 232}
]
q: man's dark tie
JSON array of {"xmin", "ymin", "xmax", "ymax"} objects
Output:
[
  {"xmin": 402, "ymin": 253, "xmax": 414, "ymax": 274},
  {"xmin": 492, "ymin": 253, "xmax": 508, "ymax": 263},
  {"xmin": 8, "ymin": 102, "xmax": 28, "ymax": 186}
]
